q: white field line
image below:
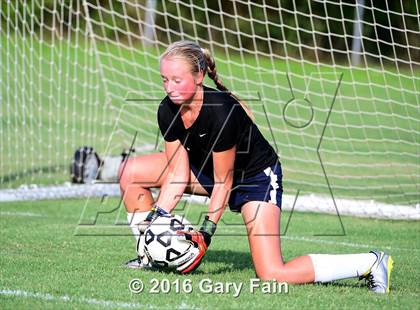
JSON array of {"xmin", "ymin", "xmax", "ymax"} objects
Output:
[
  {"xmin": 281, "ymin": 235, "xmax": 420, "ymax": 253},
  {"xmin": 219, "ymin": 228, "xmax": 419, "ymax": 252},
  {"xmin": 0, "ymin": 289, "xmax": 198, "ymax": 309},
  {"xmin": 1, "ymin": 184, "xmax": 419, "ymax": 220},
  {"xmin": 0, "ymin": 211, "xmax": 44, "ymax": 217}
]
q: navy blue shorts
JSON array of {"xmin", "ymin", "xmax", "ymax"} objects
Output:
[{"xmin": 191, "ymin": 162, "xmax": 283, "ymax": 212}]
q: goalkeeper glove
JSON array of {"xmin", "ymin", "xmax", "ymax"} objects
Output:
[
  {"xmin": 177, "ymin": 216, "xmax": 217, "ymax": 274},
  {"xmin": 199, "ymin": 215, "xmax": 217, "ymax": 247},
  {"xmin": 134, "ymin": 205, "xmax": 170, "ymax": 234},
  {"xmin": 144, "ymin": 205, "xmax": 169, "ymax": 223}
]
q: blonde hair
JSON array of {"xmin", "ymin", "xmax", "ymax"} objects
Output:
[{"xmin": 161, "ymin": 40, "xmax": 254, "ymax": 120}]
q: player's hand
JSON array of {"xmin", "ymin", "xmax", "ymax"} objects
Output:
[
  {"xmin": 138, "ymin": 205, "xmax": 169, "ymax": 232},
  {"xmin": 175, "ymin": 216, "xmax": 217, "ymax": 274},
  {"xmin": 198, "ymin": 216, "xmax": 217, "ymax": 247},
  {"xmin": 176, "ymin": 229, "xmax": 208, "ymax": 274},
  {"xmin": 178, "ymin": 229, "xmax": 209, "ymax": 250},
  {"xmin": 145, "ymin": 205, "xmax": 170, "ymax": 222}
]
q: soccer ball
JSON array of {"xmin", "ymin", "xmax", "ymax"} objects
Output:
[{"xmin": 144, "ymin": 215, "xmax": 199, "ymax": 270}]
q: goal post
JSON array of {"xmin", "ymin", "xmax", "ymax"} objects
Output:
[{"xmin": 1, "ymin": 0, "xmax": 419, "ymax": 219}]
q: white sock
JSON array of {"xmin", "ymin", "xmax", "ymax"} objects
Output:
[
  {"xmin": 309, "ymin": 253, "xmax": 377, "ymax": 283},
  {"xmin": 126, "ymin": 211, "xmax": 150, "ymax": 244}
]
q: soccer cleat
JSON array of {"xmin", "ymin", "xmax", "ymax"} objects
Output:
[
  {"xmin": 359, "ymin": 251, "xmax": 394, "ymax": 294},
  {"xmin": 124, "ymin": 256, "xmax": 152, "ymax": 269}
]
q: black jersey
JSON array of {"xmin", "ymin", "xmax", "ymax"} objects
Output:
[{"xmin": 157, "ymin": 86, "xmax": 278, "ymax": 180}]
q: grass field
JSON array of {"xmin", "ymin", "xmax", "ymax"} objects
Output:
[{"xmin": 1, "ymin": 197, "xmax": 419, "ymax": 309}]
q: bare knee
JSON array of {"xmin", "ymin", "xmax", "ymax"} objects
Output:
[
  {"xmin": 253, "ymin": 258, "xmax": 286, "ymax": 282},
  {"xmin": 119, "ymin": 154, "xmax": 167, "ymax": 192},
  {"xmin": 255, "ymin": 258, "xmax": 314, "ymax": 284},
  {"xmin": 256, "ymin": 267, "xmax": 284, "ymax": 282},
  {"xmin": 118, "ymin": 157, "xmax": 136, "ymax": 191}
]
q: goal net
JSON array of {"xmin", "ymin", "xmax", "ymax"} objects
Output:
[{"xmin": 1, "ymin": 0, "xmax": 419, "ymax": 219}]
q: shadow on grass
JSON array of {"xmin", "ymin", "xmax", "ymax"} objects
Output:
[
  {"xmin": 203, "ymin": 249, "xmax": 254, "ymax": 273},
  {"xmin": 316, "ymin": 281, "xmax": 366, "ymax": 289},
  {"xmin": 135, "ymin": 249, "xmax": 254, "ymax": 275}
]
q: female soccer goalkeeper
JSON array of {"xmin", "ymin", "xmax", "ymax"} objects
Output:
[{"xmin": 119, "ymin": 40, "xmax": 392, "ymax": 294}]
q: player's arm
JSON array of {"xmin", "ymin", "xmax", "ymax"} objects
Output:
[
  {"xmin": 155, "ymin": 140, "xmax": 190, "ymax": 213},
  {"xmin": 208, "ymin": 146, "xmax": 236, "ymax": 224},
  {"xmin": 179, "ymin": 147, "xmax": 236, "ymax": 245},
  {"xmin": 199, "ymin": 146, "xmax": 235, "ymax": 245},
  {"xmin": 176, "ymin": 146, "xmax": 235, "ymax": 274}
]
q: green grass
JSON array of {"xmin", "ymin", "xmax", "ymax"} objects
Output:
[
  {"xmin": 1, "ymin": 198, "xmax": 419, "ymax": 309},
  {"xmin": 1, "ymin": 35, "xmax": 419, "ymax": 205}
]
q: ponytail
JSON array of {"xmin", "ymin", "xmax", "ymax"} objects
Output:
[{"xmin": 201, "ymin": 48, "xmax": 254, "ymax": 121}]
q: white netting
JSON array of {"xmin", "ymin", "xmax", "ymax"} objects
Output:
[{"xmin": 1, "ymin": 0, "xmax": 419, "ymax": 219}]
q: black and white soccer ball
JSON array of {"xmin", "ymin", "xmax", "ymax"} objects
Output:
[{"xmin": 144, "ymin": 215, "xmax": 199, "ymax": 271}]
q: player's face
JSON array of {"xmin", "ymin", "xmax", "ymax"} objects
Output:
[{"xmin": 160, "ymin": 57, "xmax": 203, "ymax": 105}]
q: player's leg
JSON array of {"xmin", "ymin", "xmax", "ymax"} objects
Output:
[
  {"xmin": 119, "ymin": 152, "xmax": 208, "ymax": 268},
  {"xmin": 119, "ymin": 153, "xmax": 167, "ymax": 213},
  {"xmin": 119, "ymin": 152, "xmax": 208, "ymax": 212},
  {"xmin": 118, "ymin": 152, "xmax": 166, "ymax": 267},
  {"xmin": 241, "ymin": 201, "xmax": 393, "ymax": 292},
  {"xmin": 241, "ymin": 201, "xmax": 315, "ymax": 283},
  {"xmin": 119, "ymin": 151, "xmax": 208, "ymax": 234}
]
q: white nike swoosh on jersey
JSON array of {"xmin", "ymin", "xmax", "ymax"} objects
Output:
[{"xmin": 199, "ymin": 133, "xmax": 207, "ymax": 137}]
